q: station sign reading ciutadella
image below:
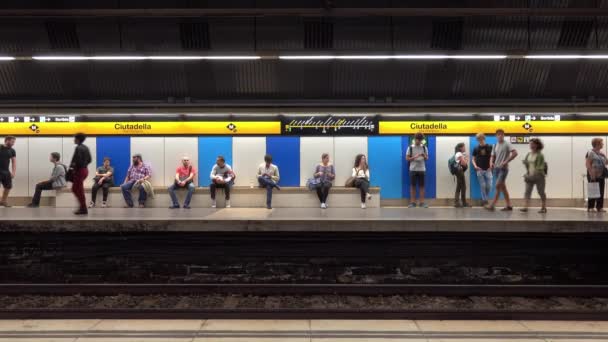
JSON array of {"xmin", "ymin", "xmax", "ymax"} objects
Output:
[{"xmin": 0, "ymin": 114, "xmax": 607, "ymax": 136}]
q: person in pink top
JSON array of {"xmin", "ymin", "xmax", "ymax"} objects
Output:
[{"xmin": 168, "ymin": 156, "xmax": 197, "ymax": 209}]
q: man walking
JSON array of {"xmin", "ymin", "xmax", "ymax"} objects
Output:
[
  {"xmin": 70, "ymin": 133, "xmax": 92, "ymax": 215},
  {"xmin": 0, "ymin": 136, "xmax": 16, "ymax": 207},
  {"xmin": 485, "ymin": 129, "xmax": 518, "ymax": 211}
]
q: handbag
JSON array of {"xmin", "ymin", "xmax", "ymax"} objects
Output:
[
  {"xmin": 603, "ymin": 167, "xmax": 608, "ymax": 179},
  {"xmin": 65, "ymin": 168, "xmax": 74, "ymax": 182},
  {"xmin": 344, "ymin": 177, "xmax": 356, "ymax": 187},
  {"xmin": 306, "ymin": 178, "xmax": 320, "ymax": 191},
  {"xmin": 588, "ymin": 181, "xmax": 601, "ymax": 199}
]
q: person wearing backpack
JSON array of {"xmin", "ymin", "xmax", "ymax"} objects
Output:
[
  {"xmin": 405, "ymin": 132, "xmax": 429, "ymax": 208},
  {"xmin": 26, "ymin": 152, "xmax": 67, "ymax": 208},
  {"xmin": 521, "ymin": 138, "xmax": 547, "ymax": 214},
  {"xmin": 452, "ymin": 143, "xmax": 469, "ymax": 208}
]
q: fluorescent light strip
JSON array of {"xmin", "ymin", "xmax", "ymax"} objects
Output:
[
  {"xmin": 280, "ymin": 55, "xmax": 506, "ymax": 60},
  {"xmin": 32, "ymin": 56, "xmax": 261, "ymax": 61},
  {"xmin": 0, "ymin": 57, "xmax": 15, "ymax": 61},
  {"xmin": 525, "ymin": 55, "xmax": 608, "ymax": 59}
]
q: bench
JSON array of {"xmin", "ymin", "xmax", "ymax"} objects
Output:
[{"xmin": 55, "ymin": 186, "xmax": 381, "ymax": 208}]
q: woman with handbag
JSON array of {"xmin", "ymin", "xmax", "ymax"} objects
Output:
[
  {"xmin": 352, "ymin": 154, "xmax": 371, "ymax": 209},
  {"xmin": 586, "ymin": 138, "xmax": 608, "ymax": 213},
  {"xmin": 521, "ymin": 138, "xmax": 547, "ymax": 214},
  {"xmin": 312, "ymin": 153, "xmax": 335, "ymax": 209}
]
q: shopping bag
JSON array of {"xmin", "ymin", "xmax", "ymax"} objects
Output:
[{"xmin": 588, "ymin": 181, "xmax": 601, "ymax": 199}]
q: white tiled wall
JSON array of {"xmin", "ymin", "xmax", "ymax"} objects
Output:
[
  {"xmin": 233, "ymin": 137, "xmax": 266, "ymax": 186},
  {"xmin": 163, "ymin": 137, "xmax": 198, "ymax": 186},
  {"xmin": 131, "ymin": 137, "xmax": 165, "ymax": 187},
  {"xmin": 333, "ymin": 137, "xmax": 367, "ymax": 186},
  {"xmin": 435, "ymin": 136, "xmax": 470, "ymax": 199},
  {"xmin": 299, "ymin": 137, "xmax": 334, "ymax": 186},
  {"xmin": 10, "ymin": 137, "xmax": 29, "ymax": 196}
]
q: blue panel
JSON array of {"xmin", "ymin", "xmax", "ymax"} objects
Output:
[
  {"xmin": 402, "ymin": 136, "xmax": 436, "ymax": 199},
  {"xmin": 469, "ymin": 135, "xmax": 497, "ymax": 200},
  {"xmin": 198, "ymin": 137, "xmax": 233, "ymax": 185},
  {"xmin": 368, "ymin": 136, "xmax": 403, "ymax": 199},
  {"xmin": 96, "ymin": 136, "xmax": 131, "ymax": 185},
  {"xmin": 266, "ymin": 136, "xmax": 300, "ymax": 186}
]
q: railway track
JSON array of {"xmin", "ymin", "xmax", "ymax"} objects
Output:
[{"xmin": 2, "ymin": 283, "xmax": 608, "ymax": 320}]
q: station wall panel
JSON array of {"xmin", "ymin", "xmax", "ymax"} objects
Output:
[
  {"xmin": 539, "ymin": 136, "xmax": 572, "ymax": 199},
  {"xmin": 233, "ymin": 137, "xmax": 266, "ymax": 186},
  {"xmin": 266, "ymin": 136, "xmax": 300, "ymax": 186},
  {"xmin": 11, "ymin": 137, "xmax": 29, "ymax": 197},
  {"xmin": 507, "ymin": 138, "xmax": 530, "ymax": 199},
  {"xmin": 368, "ymin": 136, "xmax": 403, "ymax": 199},
  {"xmin": 435, "ymin": 136, "xmax": 469, "ymax": 200},
  {"xmin": 28, "ymin": 137, "xmax": 63, "ymax": 197},
  {"xmin": 299, "ymin": 137, "xmax": 334, "ymax": 186},
  {"xmin": 572, "ymin": 136, "xmax": 592, "ymax": 199},
  {"xmin": 95, "ymin": 137, "xmax": 130, "ymax": 186},
  {"xmin": 198, "ymin": 137, "xmax": 233, "ymax": 187},
  {"xmin": 164, "ymin": 137, "xmax": 198, "ymax": 186},
  {"xmin": 334, "ymin": 137, "xmax": 367, "ymax": 187},
  {"xmin": 131, "ymin": 137, "xmax": 165, "ymax": 187},
  {"xmin": 62, "ymin": 137, "xmax": 97, "ymax": 186}
]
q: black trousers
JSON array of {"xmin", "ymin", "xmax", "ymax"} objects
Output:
[
  {"xmin": 32, "ymin": 181, "xmax": 53, "ymax": 205},
  {"xmin": 315, "ymin": 181, "xmax": 332, "ymax": 203},
  {"xmin": 354, "ymin": 178, "xmax": 370, "ymax": 203},
  {"xmin": 588, "ymin": 174, "xmax": 605, "ymax": 210},
  {"xmin": 454, "ymin": 169, "xmax": 467, "ymax": 204},
  {"xmin": 210, "ymin": 181, "xmax": 232, "ymax": 200},
  {"xmin": 91, "ymin": 182, "xmax": 112, "ymax": 203}
]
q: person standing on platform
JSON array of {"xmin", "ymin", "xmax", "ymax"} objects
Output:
[
  {"xmin": 168, "ymin": 156, "xmax": 196, "ymax": 209},
  {"xmin": 70, "ymin": 133, "xmax": 92, "ymax": 215},
  {"xmin": 352, "ymin": 154, "xmax": 371, "ymax": 209},
  {"xmin": 586, "ymin": 138, "xmax": 608, "ymax": 213},
  {"xmin": 209, "ymin": 156, "xmax": 235, "ymax": 209},
  {"xmin": 0, "ymin": 136, "xmax": 16, "ymax": 207},
  {"xmin": 472, "ymin": 133, "xmax": 493, "ymax": 206},
  {"xmin": 89, "ymin": 157, "xmax": 114, "ymax": 208},
  {"xmin": 257, "ymin": 154, "xmax": 280, "ymax": 209},
  {"xmin": 405, "ymin": 132, "xmax": 429, "ymax": 208},
  {"xmin": 521, "ymin": 138, "xmax": 547, "ymax": 214},
  {"xmin": 453, "ymin": 143, "xmax": 469, "ymax": 208},
  {"xmin": 27, "ymin": 152, "xmax": 66, "ymax": 208},
  {"xmin": 485, "ymin": 129, "xmax": 518, "ymax": 211},
  {"xmin": 313, "ymin": 153, "xmax": 335, "ymax": 209},
  {"xmin": 121, "ymin": 154, "xmax": 152, "ymax": 208}
]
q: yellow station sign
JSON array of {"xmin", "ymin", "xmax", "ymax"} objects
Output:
[
  {"xmin": 380, "ymin": 120, "xmax": 608, "ymax": 135},
  {"xmin": 0, "ymin": 121, "xmax": 281, "ymax": 136}
]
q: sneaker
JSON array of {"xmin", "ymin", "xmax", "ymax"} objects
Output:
[
  {"xmin": 101, "ymin": 201, "xmax": 107, "ymax": 208},
  {"xmin": 366, "ymin": 193, "xmax": 372, "ymax": 200},
  {"xmin": 88, "ymin": 201, "xmax": 95, "ymax": 208},
  {"xmin": 26, "ymin": 203, "xmax": 38, "ymax": 208},
  {"xmin": 183, "ymin": 205, "xmax": 191, "ymax": 209},
  {"xmin": 73, "ymin": 209, "xmax": 88, "ymax": 215},
  {"xmin": 360, "ymin": 203, "xmax": 366, "ymax": 209},
  {"xmin": 598, "ymin": 208, "xmax": 606, "ymax": 213},
  {"xmin": 321, "ymin": 203, "xmax": 327, "ymax": 209},
  {"xmin": 501, "ymin": 206, "xmax": 513, "ymax": 211},
  {"xmin": 484, "ymin": 204, "xmax": 495, "ymax": 211},
  {"xmin": 226, "ymin": 200, "xmax": 231, "ymax": 208},
  {"xmin": 454, "ymin": 202, "xmax": 463, "ymax": 208},
  {"xmin": 211, "ymin": 201, "xmax": 217, "ymax": 208},
  {"xmin": 408, "ymin": 203, "xmax": 416, "ymax": 208},
  {"xmin": 462, "ymin": 202, "xmax": 470, "ymax": 208},
  {"xmin": 275, "ymin": 185, "xmax": 281, "ymax": 191},
  {"xmin": 267, "ymin": 205, "xmax": 272, "ymax": 209},
  {"xmin": 538, "ymin": 208, "xmax": 547, "ymax": 214},
  {"xmin": 0, "ymin": 202, "xmax": 11, "ymax": 208},
  {"xmin": 124, "ymin": 205, "xmax": 133, "ymax": 208},
  {"xmin": 519, "ymin": 208, "xmax": 528, "ymax": 212},
  {"xmin": 169, "ymin": 205, "xmax": 180, "ymax": 209},
  {"xmin": 138, "ymin": 204, "xmax": 145, "ymax": 208},
  {"xmin": 419, "ymin": 202, "xmax": 429, "ymax": 208}
]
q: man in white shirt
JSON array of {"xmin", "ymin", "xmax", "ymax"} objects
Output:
[{"xmin": 209, "ymin": 155, "xmax": 235, "ymax": 208}]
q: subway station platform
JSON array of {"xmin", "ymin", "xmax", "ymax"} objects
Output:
[
  {"xmin": 0, "ymin": 319, "xmax": 607, "ymax": 341},
  {"xmin": 1, "ymin": 207, "xmax": 607, "ymax": 233}
]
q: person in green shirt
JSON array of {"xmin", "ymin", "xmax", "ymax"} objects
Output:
[{"xmin": 521, "ymin": 138, "xmax": 547, "ymax": 214}]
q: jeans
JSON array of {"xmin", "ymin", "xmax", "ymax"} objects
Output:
[
  {"xmin": 121, "ymin": 180, "xmax": 147, "ymax": 207},
  {"xmin": 32, "ymin": 180, "xmax": 53, "ymax": 205},
  {"xmin": 588, "ymin": 174, "xmax": 605, "ymax": 210},
  {"xmin": 258, "ymin": 176, "xmax": 277, "ymax": 207},
  {"xmin": 315, "ymin": 181, "xmax": 332, "ymax": 203},
  {"xmin": 476, "ymin": 169, "xmax": 493, "ymax": 201},
  {"xmin": 91, "ymin": 181, "xmax": 112, "ymax": 203},
  {"xmin": 168, "ymin": 182, "xmax": 195, "ymax": 207},
  {"xmin": 210, "ymin": 180, "xmax": 233, "ymax": 200},
  {"xmin": 354, "ymin": 178, "xmax": 370, "ymax": 203},
  {"xmin": 454, "ymin": 169, "xmax": 467, "ymax": 204},
  {"xmin": 72, "ymin": 168, "xmax": 88, "ymax": 210}
]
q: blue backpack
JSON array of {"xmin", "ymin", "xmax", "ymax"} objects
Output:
[{"xmin": 448, "ymin": 155, "xmax": 458, "ymax": 175}]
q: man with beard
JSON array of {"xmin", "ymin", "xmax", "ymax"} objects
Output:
[{"xmin": 120, "ymin": 153, "xmax": 152, "ymax": 208}]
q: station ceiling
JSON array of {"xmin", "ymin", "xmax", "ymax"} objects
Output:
[{"xmin": 2, "ymin": 1, "xmax": 608, "ymax": 107}]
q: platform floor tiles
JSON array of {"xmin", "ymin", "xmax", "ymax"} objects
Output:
[{"xmin": 0, "ymin": 319, "xmax": 607, "ymax": 341}]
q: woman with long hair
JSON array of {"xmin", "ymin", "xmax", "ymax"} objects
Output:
[{"xmin": 352, "ymin": 154, "xmax": 371, "ymax": 209}]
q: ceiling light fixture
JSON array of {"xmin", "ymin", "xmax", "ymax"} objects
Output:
[
  {"xmin": 0, "ymin": 57, "xmax": 15, "ymax": 61},
  {"xmin": 32, "ymin": 55, "xmax": 261, "ymax": 61},
  {"xmin": 279, "ymin": 55, "xmax": 507, "ymax": 60},
  {"xmin": 525, "ymin": 55, "xmax": 608, "ymax": 59}
]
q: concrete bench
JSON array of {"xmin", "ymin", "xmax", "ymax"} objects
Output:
[{"xmin": 56, "ymin": 186, "xmax": 381, "ymax": 208}]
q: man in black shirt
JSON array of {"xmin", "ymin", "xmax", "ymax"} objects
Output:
[
  {"xmin": 70, "ymin": 133, "xmax": 92, "ymax": 215},
  {"xmin": 0, "ymin": 136, "xmax": 16, "ymax": 207},
  {"xmin": 472, "ymin": 133, "xmax": 493, "ymax": 205}
]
